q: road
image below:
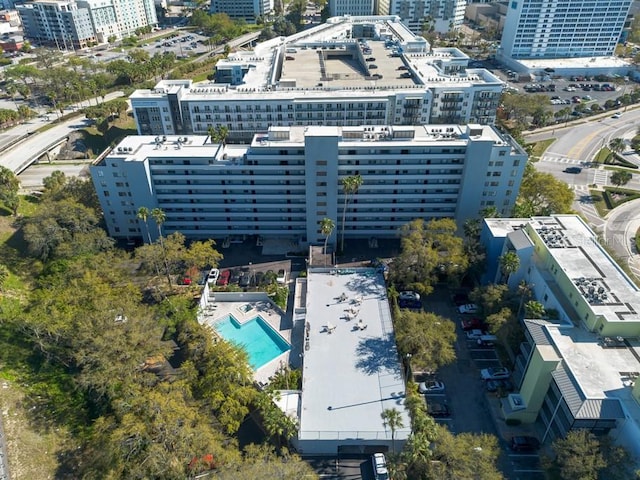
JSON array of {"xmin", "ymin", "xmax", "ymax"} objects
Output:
[
  {"xmin": 0, "ymin": 91, "xmax": 125, "ymax": 174},
  {"xmin": 525, "ymin": 107, "xmax": 640, "ymax": 276}
]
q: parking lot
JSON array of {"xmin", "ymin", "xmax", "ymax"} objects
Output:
[{"xmin": 419, "ymin": 286, "xmax": 544, "ymax": 479}]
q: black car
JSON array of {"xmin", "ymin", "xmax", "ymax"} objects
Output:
[
  {"xmin": 485, "ymin": 379, "xmax": 514, "ymax": 393},
  {"xmin": 427, "ymin": 402, "xmax": 450, "ymax": 418},
  {"xmin": 229, "ymin": 268, "xmax": 241, "ymax": 284},
  {"xmin": 399, "ymin": 298, "xmax": 422, "ymax": 309},
  {"xmin": 253, "ymin": 271, "xmax": 265, "ymax": 286},
  {"xmin": 510, "ymin": 436, "xmax": 540, "ymax": 452},
  {"xmin": 239, "ymin": 273, "xmax": 251, "ymax": 288},
  {"xmin": 564, "ymin": 166, "xmax": 582, "ymax": 174}
]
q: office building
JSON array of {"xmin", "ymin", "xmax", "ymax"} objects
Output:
[
  {"xmin": 17, "ymin": 0, "xmax": 157, "ymax": 47},
  {"xmin": 500, "ymin": 0, "xmax": 633, "ymax": 60},
  {"xmin": 482, "ymin": 215, "xmax": 640, "ymax": 458},
  {"xmin": 130, "ymin": 16, "xmax": 504, "ymax": 143},
  {"xmin": 209, "ymin": 0, "xmax": 273, "ymax": 22},
  {"xmin": 329, "ymin": 0, "xmax": 375, "ymax": 17},
  {"xmin": 389, "ymin": 0, "xmax": 467, "ymax": 34},
  {"xmin": 90, "ymin": 123, "xmax": 526, "ymax": 244}
]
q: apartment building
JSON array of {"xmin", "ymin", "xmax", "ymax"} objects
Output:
[
  {"xmin": 500, "ymin": 0, "xmax": 633, "ymax": 60},
  {"xmin": 389, "ymin": 0, "xmax": 467, "ymax": 34},
  {"xmin": 17, "ymin": 0, "xmax": 96, "ymax": 49},
  {"xmin": 130, "ymin": 16, "xmax": 504, "ymax": 143},
  {"xmin": 329, "ymin": 0, "xmax": 376, "ymax": 17},
  {"xmin": 90, "ymin": 124, "xmax": 526, "ymax": 245},
  {"xmin": 481, "ymin": 215, "xmax": 640, "ymax": 458},
  {"xmin": 209, "ymin": 0, "xmax": 273, "ymax": 22},
  {"xmin": 17, "ymin": 0, "xmax": 156, "ymax": 47}
]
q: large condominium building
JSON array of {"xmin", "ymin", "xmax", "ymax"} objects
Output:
[
  {"xmin": 130, "ymin": 16, "xmax": 505, "ymax": 143},
  {"xmin": 90, "ymin": 124, "xmax": 526, "ymax": 245},
  {"xmin": 500, "ymin": 0, "xmax": 633, "ymax": 59},
  {"xmin": 17, "ymin": 0, "xmax": 95, "ymax": 49},
  {"xmin": 209, "ymin": 0, "xmax": 272, "ymax": 22},
  {"xmin": 481, "ymin": 215, "xmax": 640, "ymax": 458},
  {"xmin": 17, "ymin": 0, "xmax": 156, "ymax": 47},
  {"xmin": 389, "ymin": 0, "xmax": 466, "ymax": 34}
]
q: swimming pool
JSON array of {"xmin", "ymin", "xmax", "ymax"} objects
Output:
[{"xmin": 214, "ymin": 314, "xmax": 291, "ymax": 369}]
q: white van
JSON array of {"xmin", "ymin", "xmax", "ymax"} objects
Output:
[{"xmin": 371, "ymin": 453, "xmax": 390, "ymax": 480}]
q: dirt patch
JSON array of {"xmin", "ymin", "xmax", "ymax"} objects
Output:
[{"xmin": 56, "ymin": 131, "xmax": 89, "ymax": 160}]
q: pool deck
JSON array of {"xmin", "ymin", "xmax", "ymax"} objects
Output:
[{"xmin": 200, "ymin": 296, "xmax": 293, "ymax": 384}]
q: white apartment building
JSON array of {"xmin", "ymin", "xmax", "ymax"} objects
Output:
[
  {"xmin": 79, "ymin": 0, "xmax": 157, "ymax": 39},
  {"xmin": 210, "ymin": 0, "xmax": 273, "ymax": 22},
  {"xmin": 500, "ymin": 0, "xmax": 633, "ymax": 59},
  {"xmin": 389, "ymin": 0, "xmax": 466, "ymax": 34},
  {"xmin": 130, "ymin": 16, "xmax": 504, "ymax": 143},
  {"xmin": 329, "ymin": 0, "xmax": 376, "ymax": 17},
  {"xmin": 90, "ymin": 124, "xmax": 527, "ymax": 245}
]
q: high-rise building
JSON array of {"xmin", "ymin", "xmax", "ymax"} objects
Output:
[
  {"xmin": 500, "ymin": 0, "xmax": 633, "ymax": 59},
  {"xmin": 209, "ymin": 0, "xmax": 273, "ymax": 22},
  {"xmin": 90, "ymin": 124, "xmax": 527, "ymax": 244},
  {"xmin": 17, "ymin": 0, "xmax": 96, "ymax": 49},
  {"xmin": 17, "ymin": 0, "xmax": 157, "ymax": 47},
  {"xmin": 389, "ymin": 0, "xmax": 467, "ymax": 34},
  {"xmin": 130, "ymin": 16, "xmax": 505, "ymax": 143},
  {"xmin": 329, "ymin": 0, "xmax": 376, "ymax": 17}
]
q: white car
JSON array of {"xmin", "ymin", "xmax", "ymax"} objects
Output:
[
  {"xmin": 612, "ymin": 112, "xmax": 622, "ymax": 119},
  {"xmin": 207, "ymin": 268, "xmax": 220, "ymax": 284},
  {"xmin": 480, "ymin": 367, "xmax": 511, "ymax": 381},
  {"xmin": 371, "ymin": 453, "xmax": 390, "ymax": 480},
  {"xmin": 465, "ymin": 329, "xmax": 486, "ymax": 340},
  {"xmin": 418, "ymin": 380, "xmax": 445, "ymax": 394},
  {"xmin": 458, "ymin": 303, "xmax": 479, "ymax": 314},
  {"xmin": 399, "ymin": 290, "xmax": 420, "ymax": 301},
  {"xmin": 276, "ymin": 269, "xmax": 287, "ymax": 284}
]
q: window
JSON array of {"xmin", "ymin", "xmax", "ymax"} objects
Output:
[
  {"xmin": 499, "ymin": 151, "xmax": 506, "ymax": 157},
  {"xmin": 513, "ymin": 159, "xmax": 520, "ymax": 166}
]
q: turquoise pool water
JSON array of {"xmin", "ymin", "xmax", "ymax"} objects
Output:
[{"xmin": 214, "ymin": 314, "xmax": 291, "ymax": 369}]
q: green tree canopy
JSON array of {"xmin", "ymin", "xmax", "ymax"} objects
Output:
[
  {"xmin": 391, "ymin": 218, "xmax": 469, "ymax": 295},
  {"xmin": 549, "ymin": 430, "xmax": 606, "ymax": 480},
  {"xmin": 514, "ymin": 163, "xmax": 574, "ymax": 217},
  {"xmin": 610, "ymin": 170, "xmax": 633, "ymax": 187},
  {"xmin": 0, "ymin": 165, "xmax": 19, "ymax": 215}
]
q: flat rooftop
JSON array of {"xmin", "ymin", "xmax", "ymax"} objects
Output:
[
  {"xmin": 299, "ymin": 268, "xmax": 411, "ymax": 441},
  {"xmin": 516, "ymin": 55, "xmax": 631, "ymax": 71}
]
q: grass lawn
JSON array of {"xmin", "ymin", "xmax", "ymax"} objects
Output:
[
  {"xmin": 589, "ymin": 189, "xmax": 608, "ymax": 217},
  {"xmin": 526, "ymin": 138, "xmax": 556, "ymax": 161},
  {"xmin": 594, "ymin": 147, "xmax": 611, "ymax": 164},
  {"xmin": 81, "ymin": 116, "xmax": 137, "ymax": 157}
]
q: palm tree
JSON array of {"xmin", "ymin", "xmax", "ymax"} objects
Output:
[
  {"xmin": 498, "ymin": 251, "xmax": 520, "ymax": 283},
  {"xmin": 516, "ymin": 280, "xmax": 533, "ymax": 319},
  {"xmin": 608, "ymin": 138, "xmax": 625, "ymax": 163},
  {"xmin": 381, "ymin": 408, "xmax": 404, "ymax": 455},
  {"xmin": 319, "ymin": 217, "xmax": 335, "ymax": 264},
  {"xmin": 208, "ymin": 125, "xmax": 229, "ymax": 147},
  {"xmin": 340, "ymin": 174, "xmax": 362, "ymax": 253},
  {"xmin": 137, "ymin": 206, "xmax": 152, "ymax": 244},
  {"xmin": 151, "ymin": 207, "xmax": 172, "ymax": 287}
]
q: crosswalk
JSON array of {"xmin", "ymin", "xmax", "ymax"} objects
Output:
[
  {"xmin": 540, "ymin": 154, "xmax": 583, "ymax": 165},
  {"xmin": 593, "ymin": 169, "xmax": 609, "ymax": 186}
]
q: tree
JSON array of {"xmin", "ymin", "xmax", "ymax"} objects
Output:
[
  {"xmin": 470, "ymin": 284, "xmax": 509, "ymax": 316},
  {"xmin": 0, "ymin": 165, "xmax": 19, "ymax": 215},
  {"xmin": 208, "ymin": 124, "xmax": 229, "ymax": 147},
  {"xmin": 151, "ymin": 207, "xmax": 172, "ymax": 287},
  {"xmin": 608, "ymin": 138, "xmax": 626, "ymax": 162},
  {"xmin": 516, "ymin": 280, "xmax": 533, "ymax": 318},
  {"xmin": 381, "ymin": 408, "xmax": 404, "ymax": 455},
  {"xmin": 339, "ymin": 174, "xmax": 362, "ymax": 252},
  {"xmin": 394, "ymin": 310, "xmax": 457, "ymax": 372},
  {"xmin": 514, "ymin": 163, "xmax": 574, "ymax": 217},
  {"xmin": 391, "ymin": 218, "xmax": 469, "ymax": 296},
  {"xmin": 430, "ymin": 426, "xmax": 503, "ymax": 480},
  {"xmin": 319, "ymin": 217, "xmax": 335, "ymax": 259},
  {"xmin": 0, "ymin": 263, "xmax": 9, "ymax": 291},
  {"xmin": 498, "ymin": 251, "xmax": 520, "ymax": 283},
  {"xmin": 136, "ymin": 206, "xmax": 153, "ymax": 244},
  {"xmin": 611, "ymin": 170, "xmax": 633, "ymax": 187},
  {"xmin": 42, "ymin": 170, "xmax": 67, "ymax": 194},
  {"xmin": 524, "ymin": 300, "xmax": 545, "ymax": 318},
  {"xmin": 213, "ymin": 444, "xmax": 317, "ymax": 479},
  {"xmin": 485, "ymin": 306, "xmax": 515, "ymax": 334},
  {"xmin": 549, "ymin": 430, "xmax": 606, "ymax": 480}
]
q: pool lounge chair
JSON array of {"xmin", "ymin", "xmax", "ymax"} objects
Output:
[{"xmin": 326, "ymin": 322, "xmax": 336, "ymax": 334}]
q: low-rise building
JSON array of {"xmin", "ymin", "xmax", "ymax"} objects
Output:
[
  {"xmin": 482, "ymin": 215, "xmax": 640, "ymax": 458},
  {"xmin": 90, "ymin": 123, "xmax": 526, "ymax": 244}
]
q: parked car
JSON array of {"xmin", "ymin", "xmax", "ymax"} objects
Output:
[
  {"xmin": 427, "ymin": 401, "xmax": 450, "ymax": 417},
  {"xmin": 399, "ymin": 298, "xmax": 422, "ymax": 309},
  {"xmin": 458, "ymin": 303, "xmax": 479, "ymax": 314},
  {"xmin": 229, "ymin": 268, "xmax": 241, "ymax": 285},
  {"xmin": 460, "ymin": 317, "xmax": 485, "ymax": 331},
  {"xmin": 218, "ymin": 269, "xmax": 230, "ymax": 286},
  {"xmin": 371, "ymin": 453, "xmax": 390, "ymax": 480},
  {"xmin": 481, "ymin": 367, "xmax": 511, "ymax": 381},
  {"xmin": 418, "ymin": 380, "xmax": 445, "ymax": 394},
  {"xmin": 277, "ymin": 269, "xmax": 287, "ymax": 284},
  {"xmin": 466, "ymin": 329, "xmax": 487, "ymax": 340},
  {"xmin": 400, "ymin": 291, "xmax": 420, "ymax": 301},
  {"xmin": 207, "ymin": 268, "xmax": 220, "ymax": 284},
  {"xmin": 253, "ymin": 271, "xmax": 265, "ymax": 286},
  {"xmin": 486, "ymin": 379, "xmax": 514, "ymax": 393},
  {"xmin": 510, "ymin": 436, "xmax": 540, "ymax": 452},
  {"xmin": 177, "ymin": 276, "xmax": 192, "ymax": 286},
  {"xmin": 239, "ymin": 273, "xmax": 251, "ymax": 288}
]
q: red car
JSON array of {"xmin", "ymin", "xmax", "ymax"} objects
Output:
[
  {"xmin": 217, "ymin": 269, "xmax": 231, "ymax": 286},
  {"xmin": 460, "ymin": 317, "xmax": 486, "ymax": 331}
]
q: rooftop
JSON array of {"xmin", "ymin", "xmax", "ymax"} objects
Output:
[
  {"xmin": 516, "ymin": 55, "xmax": 631, "ymax": 71},
  {"xmin": 299, "ymin": 268, "xmax": 411, "ymax": 442}
]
